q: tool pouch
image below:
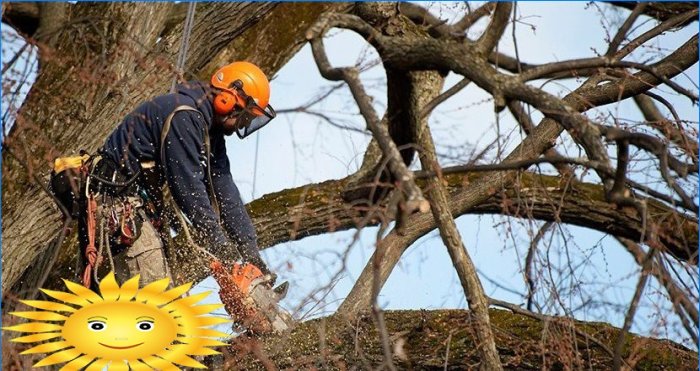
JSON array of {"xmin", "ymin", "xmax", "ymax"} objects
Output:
[{"xmin": 49, "ymin": 154, "xmax": 90, "ymax": 218}]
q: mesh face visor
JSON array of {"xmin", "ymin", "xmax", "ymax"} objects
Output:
[
  {"xmin": 235, "ymin": 103, "xmax": 276, "ymax": 139},
  {"xmin": 228, "ymin": 81, "xmax": 276, "ymax": 139}
]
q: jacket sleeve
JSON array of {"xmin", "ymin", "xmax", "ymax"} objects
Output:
[
  {"xmin": 162, "ymin": 111, "xmax": 238, "ymax": 261},
  {"xmin": 209, "ymin": 136, "xmax": 269, "ymax": 273}
]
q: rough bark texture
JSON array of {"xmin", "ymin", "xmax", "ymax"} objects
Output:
[
  {"xmin": 226, "ymin": 309, "xmax": 697, "ymax": 370},
  {"xmin": 411, "ymin": 71, "xmax": 502, "ymax": 370}
]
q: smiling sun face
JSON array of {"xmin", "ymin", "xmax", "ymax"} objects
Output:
[
  {"xmin": 4, "ymin": 273, "xmax": 231, "ymax": 370},
  {"xmin": 62, "ymin": 301, "xmax": 178, "ymax": 361}
]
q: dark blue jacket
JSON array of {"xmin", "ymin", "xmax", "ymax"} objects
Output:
[{"xmin": 100, "ymin": 81, "xmax": 265, "ymax": 270}]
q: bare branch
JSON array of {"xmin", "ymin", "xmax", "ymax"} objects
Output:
[
  {"xmin": 525, "ymin": 222, "xmax": 553, "ymax": 311},
  {"xmin": 413, "ymin": 70, "xmax": 503, "ymax": 370},
  {"xmin": 618, "ymin": 238, "xmax": 699, "ymax": 345},
  {"xmin": 306, "ymin": 13, "xmax": 429, "ymax": 215},
  {"xmin": 634, "ymin": 93, "xmax": 698, "ymax": 161},
  {"xmin": 452, "ymin": 3, "xmax": 497, "ymax": 32},
  {"xmin": 419, "ymin": 77, "xmax": 471, "ymax": 119},
  {"xmin": 612, "ymin": 248, "xmax": 654, "ymax": 371},
  {"xmin": 606, "ymin": 2, "xmax": 698, "ymax": 25},
  {"xmin": 614, "ymin": 8, "xmax": 698, "ymax": 60},
  {"xmin": 606, "ymin": 3, "xmax": 648, "ymax": 56},
  {"xmin": 475, "ymin": 3, "xmax": 513, "ymax": 55}
]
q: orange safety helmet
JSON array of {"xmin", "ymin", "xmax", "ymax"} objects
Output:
[{"xmin": 211, "ymin": 61, "xmax": 276, "ymax": 138}]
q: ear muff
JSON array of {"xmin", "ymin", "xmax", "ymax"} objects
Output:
[{"xmin": 213, "ymin": 90, "xmax": 238, "ymax": 116}]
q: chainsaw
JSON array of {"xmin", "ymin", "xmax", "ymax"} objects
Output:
[{"xmin": 211, "ymin": 261, "xmax": 294, "ymax": 334}]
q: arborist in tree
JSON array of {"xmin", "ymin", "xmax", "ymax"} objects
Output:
[
  {"xmin": 53, "ymin": 61, "xmax": 292, "ymax": 333},
  {"xmin": 99, "ymin": 61, "xmax": 275, "ymax": 284}
]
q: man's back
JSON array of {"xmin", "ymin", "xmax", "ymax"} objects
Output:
[{"xmin": 100, "ymin": 81, "xmax": 215, "ymax": 176}]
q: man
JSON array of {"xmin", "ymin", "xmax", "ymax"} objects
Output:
[{"xmin": 95, "ymin": 61, "xmax": 277, "ymax": 286}]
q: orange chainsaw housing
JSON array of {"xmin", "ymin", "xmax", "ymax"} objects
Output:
[{"xmin": 210, "ymin": 260, "xmax": 272, "ymax": 334}]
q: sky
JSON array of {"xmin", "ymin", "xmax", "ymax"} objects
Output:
[{"xmin": 2, "ymin": 2, "xmax": 697, "ymax": 348}]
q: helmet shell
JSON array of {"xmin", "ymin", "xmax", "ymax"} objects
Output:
[{"xmin": 211, "ymin": 61, "xmax": 270, "ymax": 109}]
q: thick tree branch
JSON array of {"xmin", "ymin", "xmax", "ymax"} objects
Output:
[
  {"xmin": 36, "ymin": 169, "xmax": 698, "ymax": 294},
  {"xmin": 606, "ymin": 2, "xmax": 698, "ymax": 26},
  {"xmin": 410, "ymin": 70, "xmax": 502, "ymax": 369},
  {"xmin": 488, "ymin": 8, "xmax": 697, "ymax": 78},
  {"xmin": 606, "ymin": 3, "xmax": 648, "ymax": 56},
  {"xmin": 475, "ymin": 3, "xmax": 512, "ymax": 55}
]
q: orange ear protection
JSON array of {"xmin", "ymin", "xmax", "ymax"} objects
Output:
[{"xmin": 213, "ymin": 89, "xmax": 238, "ymax": 116}]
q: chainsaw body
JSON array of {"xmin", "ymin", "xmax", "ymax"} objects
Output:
[{"xmin": 211, "ymin": 261, "xmax": 293, "ymax": 334}]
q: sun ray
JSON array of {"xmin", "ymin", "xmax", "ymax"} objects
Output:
[
  {"xmin": 3, "ymin": 322, "xmax": 63, "ymax": 333},
  {"xmin": 21, "ymin": 340, "xmax": 73, "ymax": 354},
  {"xmin": 63, "ymin": 280, "xmax": 104, "ymax": 303},
  {"xmin": 84, "ymin": 358, "xmax": 109, "ymax": 371},
  {"xmin": 40, "ymin": 289, "xmax": 92, "ymax": 307},
  {"xmin": 10, "ymin": 332, "xmax": 61, "ymax": 343},
  {"xmin": 134, "ymin": 277, "xmax": 170, "ymax": 303},
  {"xmin": 145, "ymin": 282, "xmax": 192, "ymax": 306},
  {"xmin": 162, "ymin": 292, "xmax": 210, "ymax": 313},
  {"xmin": 178, "ymin": 337, "xmax": 227, "ymax": 347},
  {"xmin": 128, "ymin": 360, "xmax": 154, "ymax": 371},
  {"xmin": 189, "ymin": 303, "xmax": 225, "ymax": 315},
  {"xmin": 117, "ymin": 274, "xmax": 140, "ymax": 301},
  {"xmin": 20, "ymin": 299, "xmax": 76, "ymax": 313},
  {"xmin": 10, "ymin": 310, "xmax": 68, "ymax": 321},
  {"xmin": 157, "ymin": 350, "xmax": 206, "ymax": 369},
  {"xmin": 33, "ymin": 348, "xmax": 81, "ymax": 367},
  {"xmin": 59, "ymin": 354, "xmax": 95, "ymax": 371},
  {"xmin": 98, "ymin": 273, "xmax": 120, "ymax": 302},
  {"xmin": 196, "ymin": 328, "xmax": 231, "ymax": 338},
  {"xmin": 140, "ymin": 355, "xmax": 180, "ymax": 371},
  {"xmin": 173, "ymin": 344, "xmax": 220, "ymax": 356},
  {"xmin": 193, "ymin": 315, "xmax": 231, "ymax": 327}
]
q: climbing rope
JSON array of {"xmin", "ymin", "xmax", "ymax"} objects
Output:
[
  {"xmin": 171, "ymin": 2, "xmax": 197, "ymax": 93},
  {"xmin": 82, "ymin": 195, "xmax": 101, "ymax": 287}
]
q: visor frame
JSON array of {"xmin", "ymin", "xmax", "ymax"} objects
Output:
[
  {"xmin": 226, "ymin": 79, "xmax": 277, "ymax": 139},
  {"xmin": 234, "ymin": 103, "xmax": 276, "ymax": 139}
]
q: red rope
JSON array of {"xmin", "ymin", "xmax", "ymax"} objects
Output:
[{"xmin": 82, "ymin": 196, "xmax": 100, "ymax": 287}]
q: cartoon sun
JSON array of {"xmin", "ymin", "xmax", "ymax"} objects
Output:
[{"xmin": 4, "ymin": 273, "xmax": 231, "ymax": 370}]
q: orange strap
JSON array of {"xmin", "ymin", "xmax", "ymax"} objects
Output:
[{"xmin": 82, "ymin": 196, "xmax": 101, "ymax": 287}]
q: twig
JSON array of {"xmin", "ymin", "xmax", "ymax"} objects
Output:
[
  {"xmin": 525, "ymin": 222, "xmax": 553, "ymax": 311},
  {"xmin": 617, "ymin": 238, "xmax": 699, "ymax": 345},
  {"xmin": 612, "ymin": 248, "xmax": 655, "ymax": 371}
]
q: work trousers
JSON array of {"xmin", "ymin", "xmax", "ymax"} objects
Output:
[{"xmin": 113, "ymin": 218, "xmax": 171, "ymax": 286}]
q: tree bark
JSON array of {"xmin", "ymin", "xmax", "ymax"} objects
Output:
[
  {"xmin": 411, "ymin": 69, "xmax": 502, "ymax": 369},
  {"xmin": 229, "ymin": 309, "xmax": 698, "ymax": 370}
]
